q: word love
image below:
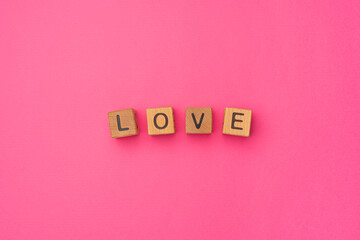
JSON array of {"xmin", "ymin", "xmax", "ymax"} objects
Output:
[{"xmin": 108, "ymin": 107, "xmax": 252, "ymax": 138}]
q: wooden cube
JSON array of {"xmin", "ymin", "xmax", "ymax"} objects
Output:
[
  {"xmin": 186, "ymin": 107, "xmax": 212, "ymax": 134},
  {"xmin": 222, "ymin": 107, "xmax": 252, "ymax": 137},
  {"xmin": 146, "ymin": 107, "xmax": 175, "ymax": 135},
  {"xmin": 108, "ymin": 109, "xmax": 138, "ymax": 138}
]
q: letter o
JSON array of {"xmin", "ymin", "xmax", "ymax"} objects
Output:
[{"xmin": 154, "ymin": 113, "xmax": 168, "ymax": 129}]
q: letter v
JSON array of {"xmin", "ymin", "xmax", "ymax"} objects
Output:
[{"xmin": 191, "ymin": 113, "xmax": 205, "ymax": 129}]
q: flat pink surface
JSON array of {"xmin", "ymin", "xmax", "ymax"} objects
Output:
[{"xmin": 1, "ymin": 0, "xmax": 359, "ymax": 239}]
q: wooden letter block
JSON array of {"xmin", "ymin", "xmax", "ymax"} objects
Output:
[
  {"xmin": 222, "ymin": 107, "xmax": 252, "ymax": 137},
  {"xmin": 186, "ymin": 107, "xmax": 212, "ymax": 134},
  {"xmin": 146, "ymin": 107, "xmax": 175, "ymax": 135},
  {"xmin": 108, "ymin": 109, "xmax": 138, "ymax": 138}
]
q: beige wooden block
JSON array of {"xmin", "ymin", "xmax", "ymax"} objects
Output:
[
  {"xmin": 108, "ymin": 109, "xmax": 138, "ymax": 138},
  {"xmin": 186, "ymin": 107, "xmax": 212, "ymax": 134},
  {"xmin": 146, "ymin": 107, "xmax": 175, "ymax": 135},
  {"xmin": 222, "ymin": 107, "xmax": 252, "ymax": 137}
]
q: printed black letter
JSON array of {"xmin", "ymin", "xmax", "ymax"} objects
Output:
[
  {"xmin": 231, "ymin": 112, "xmax": 244, "ymax": 130},
  {"xmin": 117, "ymin": 115, "xmax": 130, "ymax": 131},
  {"xmin": 154, "ymin": 113, "xmax": 168, "ymax": 129},
  {"xmin": 191, "ymin": 113, "xmax": 205, "ymax": 129}
]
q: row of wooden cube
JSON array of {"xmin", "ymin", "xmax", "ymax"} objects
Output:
[{"xmin": 108, "ymin": 107, "xmax": 252, "ymax": 138}]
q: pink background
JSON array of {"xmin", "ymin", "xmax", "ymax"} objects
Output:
[{"xmin": 1, "ymin": 0, "xmax": 359, "ymax": 239}]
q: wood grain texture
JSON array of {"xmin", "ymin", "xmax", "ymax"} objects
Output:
[
  {"xmin": 222, "ymin": 107, "xmax": 252, "ymax": 137},
  {"xmin": 146, "ymin": 107, "xmax": 175, "ymax": 135},
  {"xmin": 186, "ymin": 107, "xmax": 212, "ymax": 134},
  {"xmin": 108, "ymin": 109, "xmax": 138, "ymax": 138}
]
